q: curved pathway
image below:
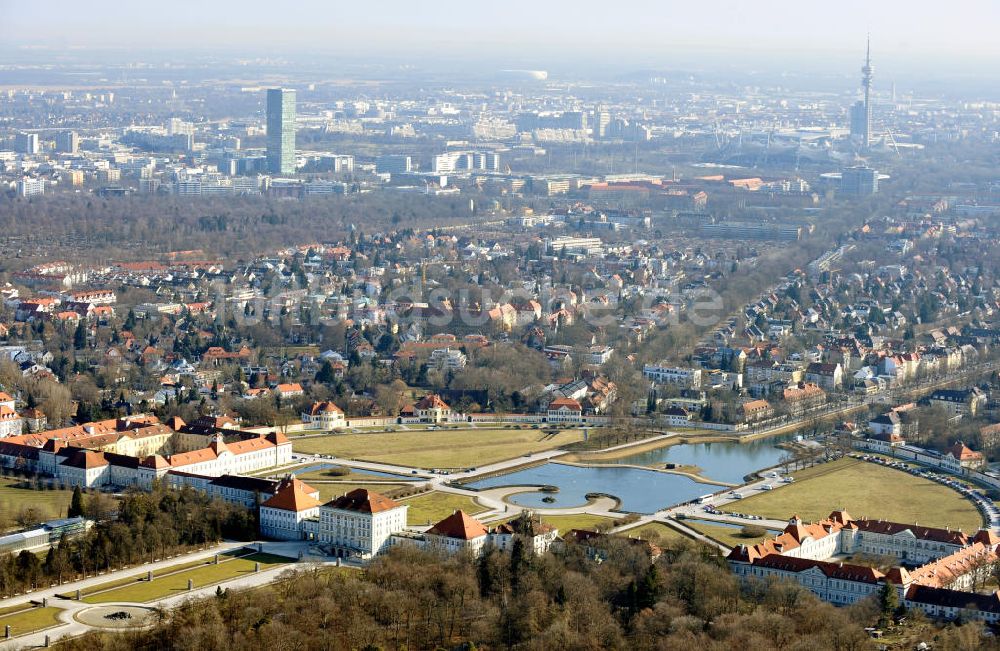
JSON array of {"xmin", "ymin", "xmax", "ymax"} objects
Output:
[{"xmin": 0, "ymin": 541, "xmax": 316, "ymax": 650}]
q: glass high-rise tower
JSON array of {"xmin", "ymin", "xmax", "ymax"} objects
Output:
[{"xmin": 266, "ymin": 88, "xmax": 296, "ymax": 175}]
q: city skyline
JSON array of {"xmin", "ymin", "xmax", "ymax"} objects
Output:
[
  {"xmin": 2, "ymin": 1, "xmax": 999, "ymax": 76},
  {"xmin": 1, "ymin": 3, "xmax": 1000, "ymax": 648}
]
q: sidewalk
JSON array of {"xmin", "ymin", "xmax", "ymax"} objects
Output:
[
  {"xmin": 0, "ymin": 540, "xmax": 314, "ymax": 650},
  {"xmin": 0, "ymin": 540, "xmax": 248, "ymax": 613},
  {"xmin": 0, "ymin": 559, "xmax": 309, "ymax": 651}
]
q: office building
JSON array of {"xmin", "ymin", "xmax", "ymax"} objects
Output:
[
  {"xmin": 376, "ymin": 155, "xmax": 412, "ymax": 175},
  {"xmin": 849, "ymin": 101, "xmax": 865, "ymax": 140},
  {"xmin": 122, "ymin": 130, "xmax": 192, "ymax": 153},
  {"xmin": 17, "ymin": 178, "xmax": 45, "ymax": 198},
  {"xmin": 699, "ymin": 221, "xmax": 802, "ymax": 241},
  {"xmin": 562, "ymin": 111, "xmax": 588, "ymax": 130},
  {"xmin": 235, "ymin": 156, "xmax": 268, "ymax": 176},
  {"xmin": 14, "ymin": 133, "xmax": 39, "ymax": 155},
  {"xmin": 266, "ymin": 88, "xmax": 296, "ymax": 175},
  {"xmin": 840, "ymin": 166, "xmax": 879, "ymax": 196},
  {"xmin": 55, "ymin": 131, "xmax": 79, "ymax": 154},
  {"xmin": 546, "ymin": 235, "xmax": 604, "ymax": 256},
  {"xmin": 139, "ymin": 178, "xmax": 161, "ymax": 194},
  {"xmin": 168, "ymin": 118, "xmax": 194, "ymax": 136},
  {"xmin": 317, "ymin": 154, "xmax": 354, "ymax": 173},
  {"xmin": 593, "ymin": 106, "xmax": 611, "ymax": 139},
  {"xmin": 97, "ymin": 169, "xmax": 121, "ymax": 184}
]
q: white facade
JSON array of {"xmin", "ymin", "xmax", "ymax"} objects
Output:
[
  {"xmin": 319, "ymin": 497, "xmax": 408, "ymax": 559},
  {"xmin": 17, "ymin": 178, "xmax": 45, "ymax": 198},
  {"xmin": 260, "ymin": 504, "xmax": 319, "ymax": 540},
  {"xmin": 642, "ymin": 364, "xmax": 702, "ymax": 388},
  {"xmin": 3, "ymin": 432, "xmax": 292, "ymax": 489},
  {"xmin": 429, "ymin": 347, "xmax": 467, "ymax": 370},
  {"xmin": 424, "ymin": 531, "xmax": 489, "ymax": 556}
]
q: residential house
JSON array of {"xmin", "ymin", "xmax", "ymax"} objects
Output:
[
  {"xmin": 868, "ymin": 411, "xmax": 902, "ymax": 442},
  {"xmin": 782, "ymin": 382, "xmax": 826, "ymax": 416},
  {"xmin": 740, "ymin": 399, "xmax": 774, "ymax": 423},
  {"xmin": 642, "ymin": 364, "xmax": 702, "ymax": 388},
  {"xmin": 547, "ymin": 397, "xmax": 583, "ymax": 423},
  {"xmin": 274, "ymin": 383, "xmax": 305, "ymax": 398},
  {"xmin": 942, "ymin": 442, "xmax": 986, "ymax": 471},
  {"xmin": 928, "ymin": 388, "xmax": 987, "ymax": 419},
  {"xmin": 401, "ymin": 394, "xmax": 452, "ymax": 423},
  {"xmin": 302, "ymin": 401, "xmax": 346, "ymax": 430},
  {"xmin": 805, "ymin": 362, "xmax": 842, "ymax": 391}
]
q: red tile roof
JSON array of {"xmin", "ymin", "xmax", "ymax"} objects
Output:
[
  {"xmin": 309, "ymin": 401, "xmax": 344, "ymax": 415},
  {"xmin": 323, "ymin": 488, "xmax": 401, "ymax": 514},
  {"xmin": 60, "ymin": 449, "xmax": 109, "ymax": 469},
  {"xmin": 853, "ymin": 519, "xmax": 968, "ymax": 545},
  {"xmin": 752, "ymin": 555, "xmax": 885, "ymax": 584},
  {"xmin": 262, "ymin": 478, "xmax": 322, "ymax": 512},
  {"xmin": 548, "ymin": 397, "xmax": 582, "ymax": 411},
  {"xmin": 414, "ymin": 394, "xmax": 450, "ymax": 410},
  {"xmin": 140, "ymin": 454, "xmax": 170, "ymax": 469},
  {"xmin": 947, "ymin": 441, "xmax": 983, "ymax": 461},
  {"xmin": 428, "ymin": 510, "xmax": 488, "ymax": 540}
]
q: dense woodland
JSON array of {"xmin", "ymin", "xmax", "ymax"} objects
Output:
[
  {"xmin": 60, "ymin": 536, "xmax": 993, "ymax": 651},
  {"xmin": 0, "ymin": 193, "xmax": 482, "ymax": 265},
  {"xmin": 0, "ymin": 484, "xmax": 254, "ymax": 597}
]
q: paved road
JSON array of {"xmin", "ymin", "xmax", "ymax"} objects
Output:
[{"xmin": 0, "ymin": 540, "xmax": 316, "ymax": 650}]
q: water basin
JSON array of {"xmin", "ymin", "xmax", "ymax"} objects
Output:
[{"xmin": 468, "ymin": 462, "xmax": 710, "ymax": 514}]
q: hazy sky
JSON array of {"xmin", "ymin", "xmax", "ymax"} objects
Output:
[{"xmin": 2, "ymin": 0, "xmax": 998, "ymax": 71}]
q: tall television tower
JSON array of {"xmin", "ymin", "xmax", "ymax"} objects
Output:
[{"xmin": 861, "ymin": 35, "xmax": 874, "ymax": 150}]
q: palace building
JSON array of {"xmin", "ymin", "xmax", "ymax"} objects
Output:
[
  {"xmin": 728, "ymin": 511, "xmax": 1000, "ymax": 623},
  {"xmin": 0, "ymin": 415, "xmax": 292, "ymax": 489}
]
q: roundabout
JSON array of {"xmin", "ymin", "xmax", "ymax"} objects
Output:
[{"xmin": 74, "ymin": 604, "xmax": 159, "ymax": 630}]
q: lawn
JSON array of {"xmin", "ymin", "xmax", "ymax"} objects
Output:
[
  {"xmin": 534, "ymin": 513, "xmax": 614, "ymax": 533},
  {"xmin": 57, "ymin": 549, "xmax": 246, "ymax": 599},
  {"xmin": 315, "ymin": 482, "xmax": 411, "ymax": 502},
  {"xmin": 292, "ymin": 428, "xmax": 585, "ymax": 469},
  {"xmin": 682, "ymin": 519, "xmax": 772, "ymax": 549},
  {"xmin": 729, "ymin": 458, "xmax": 984, "ymax": 533},
  {"xmin": 82, "ymin": 553, "xmax": 290, "ymax": 604},
  {"xmin": 0, "ymin": 478, "xmax": 74, "ymax": 529},
  {"xmin": 294, "ymin": 466, "xmax": 414, "ymax": 483},
  {"xmin": 400, "ymin": 491, "xmax": 487, "ymax": 526},
  {"xmin": 0, "ymin": 606, "xmax": 63, "ymax": 637},
  {"xmin": 617, "ymin": 521, "xmax": 691, "ymax": 545}
]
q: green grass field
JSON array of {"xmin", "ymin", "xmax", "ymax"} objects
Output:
[
  {"xmin": 0, "ymin": 478, "xmax": 74, "ymax": 529},
  {"xmin": 730, "ymin": 458, "xmax": 984, "ymax": 533},
  {"xmin": 293, "ymin": 466, "xmax": 403, "ymax": 483},
  {"xmin": 82, "ymin": 553, "xmax": 289, "ymax": 604},
  {"xmin": 292, "ymin": 428, "xmax": 584, "ymax": 469},
  {"xmin": 57, "ymin": 549, "xmax": 246, "ymax": 599},
  {"xmin": 315, "ymin": 482, "xmax": 411, "ymax": 502},
  {"xmin": 400, "ymin": 491, "xmax": 488, "ymax": 525},
  {"xmin": 682, "ymin": 519, "xmax": 771, "ymax": 548},
  {"xmin": 535, "ymin": 513, "xmax": 614, "ymax": 532},
  {"xmin": 617, "ymin": 521, "xmax": 692, "ymax": 545},
  {"xmin": 0, "ymin": 606, "xmax": 63, "ymax": 637}
]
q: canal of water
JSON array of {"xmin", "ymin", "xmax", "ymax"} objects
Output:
[{"xmin": 468, "ymin": 436, "xmax": 795, "ymax": 514}]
